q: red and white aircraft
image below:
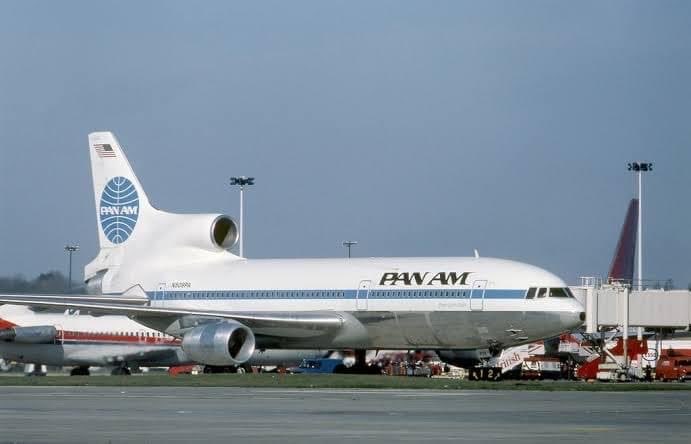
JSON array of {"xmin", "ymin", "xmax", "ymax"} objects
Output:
[{"xmin": 0, "ymin": 304, "xmax": 327, "ymax": 375}]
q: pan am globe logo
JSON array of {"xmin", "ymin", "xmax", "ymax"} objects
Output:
[{"xmin": 99, "ymin": 176, "xmax": 139, "ymax": 244}]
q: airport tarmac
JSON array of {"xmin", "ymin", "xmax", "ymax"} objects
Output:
[{"xmin": 1, "ymin": 387, "xmax": 690, "ymax": 443}]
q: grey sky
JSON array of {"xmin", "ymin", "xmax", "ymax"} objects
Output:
[{"xmin": 1, "ymin": 1, "xmax": 690, "ymax": 286}]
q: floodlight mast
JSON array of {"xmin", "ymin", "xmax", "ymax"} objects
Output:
[
  {"xmin": 64, "ymin": 244, "xmax": 79, "ymax": 291},
  {"xmin": 627, "ymin": 162, "xmax": 652, "ymax": 343},
  {"xmin": 342, "ymin": 240, "xmax": 357, "ymax": 258},
  {"xmin": 626, "ymin": 162, "xmax": 652, "ymax": 292},
  {"xmin": 230, "ymin": 176, "xmax": 255, "ymax": 258}
]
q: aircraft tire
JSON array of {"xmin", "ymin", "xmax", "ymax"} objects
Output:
[{"xmin": 70, "ymin": 366, "xmax": 90, "ymax": 376}]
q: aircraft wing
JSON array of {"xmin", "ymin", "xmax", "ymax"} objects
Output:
[{"xmin": 0, "ymin": 294, "xmax": 345, "ymax": 339}]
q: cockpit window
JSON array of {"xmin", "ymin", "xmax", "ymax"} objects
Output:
[
  {"xmin": 527, "ymin": 287, "xmax": 574, "ymax": 299},
  {"xmin": 547, "ymin": 287, "xmax": 574, "ymax": 298}
]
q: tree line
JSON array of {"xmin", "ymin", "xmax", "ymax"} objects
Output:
[{"xmin": 0, "ymin": 271, "xmax": 82, "ymax": 294}]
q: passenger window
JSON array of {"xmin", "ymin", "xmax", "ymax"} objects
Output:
[
  {"xmin": 526, "ymin": 288, "xmax": 536, "ymax": 299},
  {"xmin": 537, "ymin": 288, "xmax": 547, "ymax": 298}
]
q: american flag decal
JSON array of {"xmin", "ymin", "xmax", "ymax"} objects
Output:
[{"xmin": 94, "ymin": 143, "xmax": 116, "ymax": 158}]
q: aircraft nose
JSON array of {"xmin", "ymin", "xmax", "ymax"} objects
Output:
[
  {"xmin": 562, "ymin": 300, "xmax": 586, "ymax": 330},
  {"xmin": 561, "ymin": 310, "xmax": 585, "ymax": 330}
]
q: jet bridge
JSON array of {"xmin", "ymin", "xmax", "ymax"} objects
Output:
[
  {"xmin": 568, "ymin": 279, "xmax": 691, "ymax": 379},
  {"xmin": 576, "ymin": 279, "xmax": 691, "ymax": 333}
]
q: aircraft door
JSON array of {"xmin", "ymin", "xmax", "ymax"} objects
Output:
[
  {"xmin": 55, "ymin": 324, "xmax": 64, "ymax": 345},
  {"xmin": 356, "ymin": 280, "xmax": 371, "ymax": 310},
  {"xmin": 155, "ymin": 282, "xmax": 166, "ymax": 305},
  {"xmin": 470, "ymin": 280, "xmax": 487, "ymax": 311}
]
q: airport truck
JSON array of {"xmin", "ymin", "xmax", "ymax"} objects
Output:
[
  {"xmin": 655, "ymin": 353, "xmax": 691, "ymax": 382},
  {"xmin": 290, "ymin": 358, "xmax": 346, "ymax": 374}
]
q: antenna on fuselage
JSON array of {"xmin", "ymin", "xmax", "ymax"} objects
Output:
[{"xmin": 473, "ymin": 249, "xmax": 480, "ymax": 258}]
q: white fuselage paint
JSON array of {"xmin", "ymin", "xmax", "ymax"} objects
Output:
[
  {"xmin": 113, "ymin": 257, "xmax": 570, "ymax": 309},
  {"xmin": 104, "ymin": 255, "xmax": 585, "ymax": 350}
]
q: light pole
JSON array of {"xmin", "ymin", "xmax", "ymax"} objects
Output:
[
  {"xmin": 627, "ymin": 162, "xmax": 652, "ymax": 343},
  {"xmin": 230, "ymin": 176, "xmax": 255, "ymax": 258},
  {"xmin": 64, "ymin": 244, "xmax": 79, "ymax": 291},
  {"xmin": 342, "ymin": 241, "xmax": 357, "ymax": 258},
  {"xmin": 627, "ymin": 162, "xmax": 652, "ymax": 291}
]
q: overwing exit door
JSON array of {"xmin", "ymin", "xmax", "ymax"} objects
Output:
[{"xmin": 155, "ymin": 282, "xmax": 166, "ymax": 305}]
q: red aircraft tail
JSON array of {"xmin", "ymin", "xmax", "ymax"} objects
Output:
[
  {"xmin": 0, "ymin": 318, "xmax": 17, "ymax": 330},
  {"xmin": 607, "ymin": 198, "xmax": 638, "ymax": 283}
]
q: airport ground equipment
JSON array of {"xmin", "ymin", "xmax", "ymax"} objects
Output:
[
  {"xmin": 468, "ymin": 366, "xmax": 502, "ymax": 381},
  {"xmin": 289, "ymin": 358, "xmax": 346, "ymax": 374},
  {"xmin": 577, "ymin": 280, "xmax": 691, "ymax": 370},
  {"xmin": 520, "ymin": 356, "xmax": 562, "ymax": 380},
  {"xmin": 655, "ymin": 349, "xmax": 691, "ymax": 382}
]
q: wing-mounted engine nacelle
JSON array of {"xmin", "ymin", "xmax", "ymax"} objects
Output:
[
  {"xmin": 168, "ymin": 214, "xmax": 239, "ymax": 252},
  {"xmin": 0, "ymin": 326, "xmax": 57, "ymax": 344},
  {"xmin": 181, "ymin": 321, "xmax": 255, "ymax": 366}
]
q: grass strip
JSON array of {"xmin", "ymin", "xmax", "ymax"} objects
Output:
[{"xmin": 1, "ymin": 373, "xmax": 690, "ymax": 391}]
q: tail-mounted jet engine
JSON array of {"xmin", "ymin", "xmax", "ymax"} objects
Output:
[
  {"xmin": 83, "ymin": 214, "xmax": 238, "ymax": 293},
  {"xmin": 181, "ymin": 321, "xmax": 255, "ymax": 366},
  {"xmin": 173, "ymin": 214, "xmax": 239, "ymax": 252}
]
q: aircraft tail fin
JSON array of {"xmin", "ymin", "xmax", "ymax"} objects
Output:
[
  {"xmin": 0, "ymin": 318, "xmax": 17, "ymax": 330},
  {"xmin": 85, "ymin": 132, "xmax": 240, "ymax": 291},
  {"xmin": 607, "ymin": 198, "xmax": 638, "ymax": 283},
  {"xmin": 88, "ymin": 132, "xmax": 154, "ymax": 250}
]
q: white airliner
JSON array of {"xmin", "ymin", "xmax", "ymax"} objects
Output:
[
  {"xmin": 0, "ymin": 305, "xmax": 327, "ymax": 375},
  {"xmin": 0, "ymin": 132, "xmax": 585, "ymax": 368}
]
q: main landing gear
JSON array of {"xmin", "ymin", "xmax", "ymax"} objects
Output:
[
  {"xmin": 334, "ymin": 349, "xmax": 380, "ymax": 374},
  {"xmin": 70, "ymin": 366, "xmax": 90, "ymax": 376},
  {"xmin": 111, "ymin": 366, "xmax": 132, "ymax": 376}
]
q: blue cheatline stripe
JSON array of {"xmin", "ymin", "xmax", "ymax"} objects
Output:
[{"xmin": 145, "ymin": 288, "xmax": 527, "ymax": 301}]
